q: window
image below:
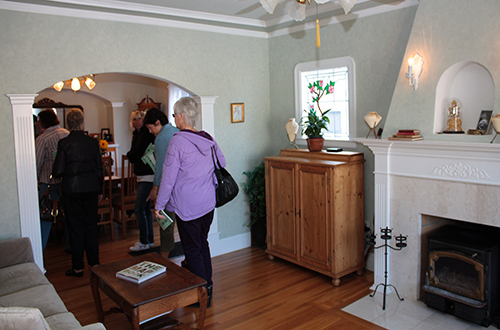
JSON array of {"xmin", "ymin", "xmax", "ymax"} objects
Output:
[{"xmin": 294, "ymin": 57, "xmax": 356, "ymax": 146}]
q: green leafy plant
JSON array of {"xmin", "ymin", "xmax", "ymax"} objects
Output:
[
  {"xmin": 242, "ymin": 161, "xmax": 266, "ymax": 227},
  {"xmin": 301, "ymin": 80, "xmax": 334, "ymax": 138}
]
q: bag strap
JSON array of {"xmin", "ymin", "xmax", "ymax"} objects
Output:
[{"xmin": 211, "ymin": 146, "xmax": 223, "ymax": 170}]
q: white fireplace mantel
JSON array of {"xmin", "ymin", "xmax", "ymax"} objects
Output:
[{"xmin": 355, "ymin": 138, "xmax": 500, "ymax": 299}]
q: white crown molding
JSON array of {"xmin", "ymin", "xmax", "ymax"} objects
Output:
[{"xmin": 0, "ymin": 0, "xmax": 419, "ymax": 38}]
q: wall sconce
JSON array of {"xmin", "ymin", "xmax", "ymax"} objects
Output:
[{"xmin": 406, "ymin": 53, "xmax": 424, "ymax": 90}]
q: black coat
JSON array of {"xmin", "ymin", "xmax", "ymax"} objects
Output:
[
  {"xmin": 126, "ymin": 126, "xmax": 155, "ymax": 176},
  {"xmin": 52, "ymin": 130, "xmax": 103, "ymax": 194}
]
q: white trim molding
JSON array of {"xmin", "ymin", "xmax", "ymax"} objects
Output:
[{"xmin": 8, "ymin": 94, "xmax": 44, "ymax": 271}]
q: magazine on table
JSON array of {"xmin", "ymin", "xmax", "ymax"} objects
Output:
[{"xmin": 116, "ymin": 261, "xmax": 166, "ymax": 284}]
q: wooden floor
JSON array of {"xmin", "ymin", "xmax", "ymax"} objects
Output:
[{"xmin": 43, "ymin": 221, "xmax": 384, "ymax": 330}]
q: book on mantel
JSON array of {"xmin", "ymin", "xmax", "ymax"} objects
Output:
[
  {"xmin": 116, "ymin": 261, "xmax": 166, "ymax": 284},
  {"xmin": 388, "ymin": 129, "xmax": 423, "ymax": 141}
]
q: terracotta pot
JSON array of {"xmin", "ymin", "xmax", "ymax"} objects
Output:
[{"xmin": 307, "ymin": 137, "xmax": 324, "ymax": 152}]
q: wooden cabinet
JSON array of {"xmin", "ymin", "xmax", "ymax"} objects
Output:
[{"xmin": 264, "ymin": 149, "xmax": 365, "ymax": 286}]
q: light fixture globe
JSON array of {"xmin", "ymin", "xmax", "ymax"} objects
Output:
[
  {"xmin": 85, "ymin": 77, "xmax": 96, "ymax": 90},
  {"xmin": 53, "ymin": 81, "xmax": 64, "ymax": 92},
  {"xmin": 259, "ymin": 0, "xmax": 280, "ymax": 14}
]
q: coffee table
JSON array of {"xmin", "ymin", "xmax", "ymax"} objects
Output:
[{"xmin": 90, "ymin": 254, "xmax": 207, "ymax": 330}]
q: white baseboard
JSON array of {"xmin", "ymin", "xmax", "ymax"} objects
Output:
[{"xmin": 208, "ymin": 231, "xmax": 251, "ymax": 257}]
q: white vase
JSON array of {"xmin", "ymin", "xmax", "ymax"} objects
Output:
[
  {"xmin": 286, "ymin": 118, "xmax": 299, "ymax": 143},
  {"xmin": 364, "ymin": 112, "xmax": 382, "ymax": 128}
]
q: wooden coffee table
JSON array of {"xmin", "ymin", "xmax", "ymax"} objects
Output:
[{"xmin": 90, "ymin": 254, "xmax": 207, "ymax": 330}]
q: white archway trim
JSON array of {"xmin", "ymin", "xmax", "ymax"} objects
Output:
[{"xmin": 8, "ymin": 94, "xmax": 44, "ymax": 271}]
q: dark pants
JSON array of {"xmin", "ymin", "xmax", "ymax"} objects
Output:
[
  {"xmin": 176, "ymin": 210, "xmax": 214, "ymax": 287},
  {"xmin": 64, "ymin": 191, "xmax": 100, "ymax": 270},
  {"xmin": 135, "ymin": 181, "xmax": 154, "ymax": 245}
]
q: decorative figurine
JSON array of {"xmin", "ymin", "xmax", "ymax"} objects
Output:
[
  {"xmin": 364, "ymin": 112, "xmax": 382, "ymax": 138},
  {"xmin": 491, "ymin": 113, "xmax": 500, "ymax": 143},
  {"xmin": 445, "ymin": 100, "xmax": 463, "ymax": 133}
]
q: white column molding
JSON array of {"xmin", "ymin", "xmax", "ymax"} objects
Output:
[
  {"xmin": 8, "ymin": 94, "xmax": 44, "ymax": 271},
  {"xmin": 195, "ymin": 96, "xmax": 218, "ymax": 136},
  {"xmin": 110, "ymin": 101, "xmax": 126, "ymax": 166},
  {"xmin": 355, "ymin": 138, "xmax": 392, "ymax": 291},
  {"xmin": 194, "ymin": 96, "xmax": 226, "ymax": 255}
]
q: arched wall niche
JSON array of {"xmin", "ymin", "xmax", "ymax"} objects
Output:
[{"xmin": 434, "ymin": 61, "xmax": 494, "ymax": 133}]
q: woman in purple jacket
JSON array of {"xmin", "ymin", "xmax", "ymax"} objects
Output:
[{"xmin": 154, "ymin": 97, "xmax": 225, "ymax": 307}]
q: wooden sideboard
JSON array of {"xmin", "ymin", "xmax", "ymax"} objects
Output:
[{"xmin": 264, "ymin": 149, "xmax": 365, "ymax": 286}]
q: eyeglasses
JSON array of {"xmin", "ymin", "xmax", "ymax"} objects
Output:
[{"xmin": 173, "ymin": 113, "xmax": 180, "ymax": 118}]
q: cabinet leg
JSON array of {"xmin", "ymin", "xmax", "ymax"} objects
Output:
[
  {"xmin": 356, "ymin": 268, "xmax": 365, "ymax": 276},
  {"xmin": 331, "ymin": 278, "xmax": 340, "ymax": 287},
  {"xmin": 267, "ymin": 254, "xmax": 275, "ymax": 261}
]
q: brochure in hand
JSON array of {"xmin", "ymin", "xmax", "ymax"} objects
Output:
[
  {"xmin": 116, "ymin": 261, "xmax": 166, "ymax": 284},
  {"xmin": 141, "ymin": 143, "xmax": 156, "ymax": 172},
  {"xmin": 156, "ymin": 209, "xmax": 174, "ymax": 231}
]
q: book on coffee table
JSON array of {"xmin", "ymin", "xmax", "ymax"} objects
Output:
[{"xmin": 116, "ymin": 261, "xmax": 166, "ymax": 284}]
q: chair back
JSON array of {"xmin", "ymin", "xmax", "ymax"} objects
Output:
[
  {"xmin": 98, "ymin": 156, "xmax": 113, "ymax": 213},
  {"xmin": 121, "ymin": 155, "xmax": 138, "ymax": 202}
]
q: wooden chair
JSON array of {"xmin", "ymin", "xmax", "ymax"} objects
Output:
[
  {"xmin": 112, "ymin": 155, "xmax": 138, "ymax": 238},
  {"xmin": 98, "ymin": 156, "xmax": 114, "ymax": 240},
  {"xmin": 103, "ymin": 146, "xmax": 118, "ymax": 176}
]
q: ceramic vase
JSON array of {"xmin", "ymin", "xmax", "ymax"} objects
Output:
[
  {"xmin": 364, "ymin": 112, "xmax": 382, "ymax": 129},
  {"xmin": 285, "ymin": 118, "xmax": 299, "ymax": 143}
]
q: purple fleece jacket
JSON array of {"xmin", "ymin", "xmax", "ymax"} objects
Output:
[{"xmin": 155, "ymin": 130, "xmax": 226, "ymax": 221}]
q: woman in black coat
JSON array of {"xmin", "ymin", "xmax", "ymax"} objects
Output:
[
  {"xmin": 126, "ymin": 110, "xmax": 156, "ymax": 251},
  {"xmin": 52, "ymin": 108, "xmax": 103, "ymax": 277}
]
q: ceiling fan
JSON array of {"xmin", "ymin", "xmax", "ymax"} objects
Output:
[{"xmin": 259, "ymin": 0, "xmax": 358, "ymax": 21}]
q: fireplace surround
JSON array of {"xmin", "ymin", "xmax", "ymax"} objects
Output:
[{"xmin": 356, "ymin": 139, "xmax": 500, "ymax": 316}]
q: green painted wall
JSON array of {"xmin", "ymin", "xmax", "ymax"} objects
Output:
[
  {"xmin": 0, "ymin": 9, "xmax": 271, "ymax": 240},
  {"xmin": 383, "ymin": 0, "xmax": 500, "ymax": 141},
  {"xmin": 267, "ymin": 6, "xmax": 418, "ymax": 230}
]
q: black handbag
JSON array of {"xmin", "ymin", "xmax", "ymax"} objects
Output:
[
  {"xmin": 212, "ymin": 147, "xmax": 239, "ymax": 207},
  {"xmin": 39, "ymin": 184, "xmax": 64, "ymax": 223}
]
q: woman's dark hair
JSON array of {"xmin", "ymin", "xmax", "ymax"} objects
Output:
[
  {"xmin": 143, "ymin": 108, "xmax": 169, "ymax": 126},
  {"xmin": 38, "ymin": 109, "xmax": 60, "ymax": 129}
]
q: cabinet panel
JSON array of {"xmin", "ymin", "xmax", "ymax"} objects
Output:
[
  {"xmin": 298, "ymin": 165, "xmax": 330, "ymax": 270},
  {"xmin": 266, "ymin": 161, "xmax": 297, "ymax": 259}
]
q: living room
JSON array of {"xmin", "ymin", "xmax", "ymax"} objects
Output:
[{"xmin": 1, "ymin": 0, "xmax": 500, "ymax": 329}]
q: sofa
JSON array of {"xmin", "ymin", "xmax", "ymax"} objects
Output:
[{"xmin": 0, "ymin": 237, "xmax": 106, "ymax": 330}]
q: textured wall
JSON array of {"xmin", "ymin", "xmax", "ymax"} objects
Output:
[
  {"xmin": 383, "ymin": 0, "xmax": 500, "ymax": 141},
  {"xmin": 0, "ymin": 9, "xmax": 271, "ymax": 240}
]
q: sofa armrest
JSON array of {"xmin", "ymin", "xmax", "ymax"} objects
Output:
[
  {"xmin": 0, "ymin": 307, "xmax": 51, "ymax": 330},
  {"xmin": 82, "ymin": 323, "xmax": 107, "ymax": 330},
  {"xmin": 0, "ymin": 237, "xmax": 35, "ymax": 269}
]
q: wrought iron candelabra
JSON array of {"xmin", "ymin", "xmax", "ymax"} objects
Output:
[{"xmin": 369, "ymin": 227, "xmax": 408, "ymax": 310}]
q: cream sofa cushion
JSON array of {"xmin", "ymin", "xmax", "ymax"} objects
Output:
[{"xmin": 0, "ymin": 306, "xmax": 51, "ymax": 330}]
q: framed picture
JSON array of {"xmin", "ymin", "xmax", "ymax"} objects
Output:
[
  {"xmin": 476, "ymin": 110, "xmax": 493, "ymax": 133},
  {"xmin": 231, "ymin": 103, "xmax": 244, "ymax": 123},
  {"xmin": 101, "ymin": 128, "xmax": 110, "ymax": 140}
]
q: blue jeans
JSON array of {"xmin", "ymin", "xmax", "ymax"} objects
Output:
[
  {"xmin": 135, "ymin": 181, "xmax": 154, "ymax": 245},
  {"xmin": 39, "ymin": 183, "xmax": 61, "ymax": 250}
]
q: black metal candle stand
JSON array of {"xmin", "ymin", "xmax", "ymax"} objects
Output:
[{"xmin": 369, "ymin": 227, "xmax": 408, "ymax": 310}]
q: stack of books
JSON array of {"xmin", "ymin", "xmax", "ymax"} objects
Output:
[{"xmin": 389, "ymin": 129, "xmax": 423, "ymax": 141}]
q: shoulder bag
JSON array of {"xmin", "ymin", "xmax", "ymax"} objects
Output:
[{"xmin": 211, "ymin": 147, "xmax": 239, "ymax": 207}]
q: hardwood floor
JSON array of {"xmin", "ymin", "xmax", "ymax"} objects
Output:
[{"xmin": 43, "ymin": 221, "xmax": 384, "ymax": 330}]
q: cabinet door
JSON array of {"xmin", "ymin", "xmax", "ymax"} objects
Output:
[
  {"xmin": 298, "ymin": 164, "xmax": 330, "ymax": 271},
  {"xmin": 266, "ymin": 161, "xmax": 297, "ymax": 259}
]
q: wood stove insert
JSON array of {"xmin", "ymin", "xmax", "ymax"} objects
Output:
[{"xmin": 423, "ymin": 224, "xmax": 500, "ymax": 327}]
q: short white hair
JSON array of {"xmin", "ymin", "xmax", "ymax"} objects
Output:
[{"xmin": 174, "ymin": 97, "xmax": 198, "ymax": 127}]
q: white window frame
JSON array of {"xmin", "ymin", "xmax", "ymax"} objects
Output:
[{"xmin": 294, "ymin": 57, "xmax": 357, "ymax": 148}]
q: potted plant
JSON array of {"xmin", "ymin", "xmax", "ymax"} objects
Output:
[
  {"xmin": 242, "ymin": 161, "xmax": 266, "ymax": 249},
  {"xmin": 301, "ymin": 79, "xmax": 334, "ymax": 151}
]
